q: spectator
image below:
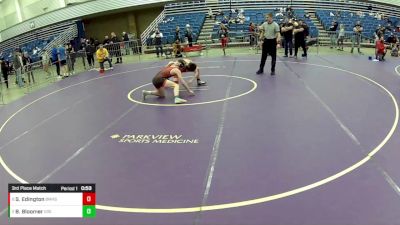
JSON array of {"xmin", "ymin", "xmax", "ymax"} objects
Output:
[
  {"xmin": 66, "ymin": 43, "xmax": 75, "ymax": 75},
  {"xmin": 122, "ymin": 31, "xmax": 129, "ymax": 42},
  {"xmin": 41, "ymin": 51, "xmax": 51, "ymax": 78},
  {"xmin": 249, "ymin": 22, "xmax": 256, "ymax": 49},
  {"xmin": 122, "ymin": 31, "xmax": 130, "ymax": 55},
  {"xmin": 218, "ymin": 23, "xmax": 229, "ymax": 56},
  {"xmin": 391, "ymin": 43, "xmax": 399, "ymax": 57},
  {"xmin": 376, "ymin": 13, "xmax": 382, "ymax": 20},
  {"xmin": 58, "ymin": 44, "xmax": 68, "ymax": 78},
  {"xmin": 207, "ymin": 8, "xmax": 214, "ymax": 19},
  {"xmin": 281, "ymin": 19, "xmax": 294, "ymax": 57},
  {"xmin": 79, "ymin": 38, "xmax": 87, "ymax": 50},
  {"xmin": 22, "ymin": 52, "xmax": 35, "ymax": 84},
  {"xmin": 78, "ymin": 38, "xmax": 87, "ymax": 69},
  {"xmin": 185, "ymin": 24, "xmax": 194, "ymax": 47},
  {"xmin": 375, "ymin": 25, "xmax": 384, "ymax": 39},
  {"xmin": 237, "ymin": 13, "xmax": 245, "ymax": 24},
  {"xmin": 173, "ymin": 40, "xmax": 183, "ymax": 58},
  {"xmin": 151, "ymin": 28, "xmax": 164, "ymax": 57},
  {"xmin": 51, "ymin": 45, "xmax": 61, "ymax": 77},
  {"xmin": 336, "ymin": 10, "xmax": 341, "ymax": 18},
  {"xmin": 94, "ymin": 39, "xmax": 100, "ymax": 47},
  {"xmin": 13, "ymin": 49, "xmax": 24, "ymax": 88},
  {"xmin": 375, "ymin": 36, "xmax": 386, "ymax": 61},
  {"xmin": 287, "ymin": 7, "xmax": 294, "ymax": 19},
  {"xmin": 175, "ymin": 26, "xmax": 181, "ymax": 42},
  {"xmin": 111, "ymin": 32, "xmax": 123, "ymax": 64},
  {"xmin": 103, "ymin": 35, "xmax": 111, "ymax": 45},
  {"xmin": 329, "ymin": 21, "xmax": 339, "ymax": 49},
  {"xmin": 32, "ymin": 47, "xmax": 40, "ymax": 55},
  {"xmin": 221, "ymin": 17, "xmax": 229, "ymax": 25},
  {"xmin": 86, "ymin": 41, "xmax": 96, "ymax": 68},
  {"xmin": 293, "ymin": 20, "xmax": 307, "ymax": 58},
  {"xmin": 351, "ymin": 21, "xmax": 363, "ymax": 54},
  {"xmin": 337, "ymin": 24, "xmax": 345, "ymax": 51},
  {"xmin": 96, "ymin": 44, "xmax": 113, "ymax": 73},
  {"xmin": 386, "ymin": 33, "xmax": 398, "ymax": 48},
  {"xmin": 1, "ymin": 58, "xmax": 8, "ymax": 88},
  {"xmin": 102, "ymin": 35, "xmax": 111, "ymax": 62}
]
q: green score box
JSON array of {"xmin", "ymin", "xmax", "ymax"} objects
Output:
[{"xmin": 83, "ymin": 205, "xmax": 96, "ymax": 218}]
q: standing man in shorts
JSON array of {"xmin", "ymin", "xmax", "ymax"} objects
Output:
[{"xmin": 256, "ymin": 13, "xmax": 281, "ymax": 76}]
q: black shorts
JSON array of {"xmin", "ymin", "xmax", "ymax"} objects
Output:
[
  {"xmin": 152, "ymin": 74, "xmax": 166, "ymax": 89},
  {"xmin": 60, "ymin": 60, "xmax": 67, "ymax": 66}
]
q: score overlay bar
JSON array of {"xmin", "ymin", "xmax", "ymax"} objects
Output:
[{"xmin": 8, "ymin": 184, "xmax": 96, "ymax": 218}]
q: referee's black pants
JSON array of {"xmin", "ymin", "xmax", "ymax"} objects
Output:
[{"xmin": 259, "ymin": 38, "xmax": 277, "ymax": 73}]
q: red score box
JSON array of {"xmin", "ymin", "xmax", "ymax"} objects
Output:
[{"xmin": 83, "ymin": 192, "xmax": 96, "ymax": 205}]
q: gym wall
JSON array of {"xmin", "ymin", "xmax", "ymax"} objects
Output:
[{"xmin": 83, "ymin": 7, "xmax": 163, "ymax": 41}]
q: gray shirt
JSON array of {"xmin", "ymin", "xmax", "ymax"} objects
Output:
[
  {"xmin": 13, "ymin": 54, "xmax": 23, "ymax": 69},
  {"xmin": 260, "ymin": 21, "xmax": 280, "ymax": 39}
]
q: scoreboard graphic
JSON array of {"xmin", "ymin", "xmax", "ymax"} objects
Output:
[{"xmin": 8, "ymin": 184, "xmax": 96, "ymax": 218}]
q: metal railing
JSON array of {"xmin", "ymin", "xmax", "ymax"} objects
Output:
[
  {"xmin": 141, "ymin": 10, "xmax": 166, "ymax": 48},
  {"xmin": 96, "ymin": 40, "xmax": 143, "ymax": 61},
  {"xmin": 324, "ymin": 30, "xmax": 379, "ymax": 48},
  {"xmin": 39, "ymin": 25, "xmax": 79, "ymax": 58}
]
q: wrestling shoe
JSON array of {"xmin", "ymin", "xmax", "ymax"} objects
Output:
[
  {"xmin": 174, "ymin": 97, "xmax": 187, "ymax": 104},
  {"xmin": 142, "ymin": 90, "xmax": 149, "ymax": 101},
  {"xmin": 197, "ymin": 80, "xmax": 207, "ymax": 86}
]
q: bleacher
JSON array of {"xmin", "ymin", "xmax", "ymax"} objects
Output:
[
  {"xmin": 0, "ymin": 20, "xmax": 77, "ymax": 63},
  {"xmin": 316, "ymin": 10, "xmax": 399, "ymax": 39},
  {"xmin": 211, "ymin": 9, "xmax": 318, "ymax": 40},
  {"xmin": 147, "ymin": 13, "xmax": 206, "ymax": 46}
]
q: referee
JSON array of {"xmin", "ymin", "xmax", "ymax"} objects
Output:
[{"xmin": 256, "ymin": 13, "xmax": 281, "ymax": 76}]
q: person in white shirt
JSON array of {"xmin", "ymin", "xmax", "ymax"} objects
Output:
[{"xmin": 151, "ymin": 29, "xmax": 164, "ymax": 57}]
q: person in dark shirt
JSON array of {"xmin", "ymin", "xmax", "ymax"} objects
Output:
[
  {"xmin": 293, "ymin": 20, "xmax": 307, "ymax": 58},
  {"xmin": 122, "ymin": 32, "xmax": 130, "ymax": 55},
  {"xmin": 329, "ymin": 21, "xmax": 339, "ymax": 49},
  {"xmin": 22, "ymin": 52, "xmax": 35, "ymax": 84},
  {"xmin": 281, "ymin": 19, "xmax": 294, "ymax": 57},
  {"xmin": 85, "ymin": 41, "xmax": 96, "ymax": 68},
  {"xmin": 103, "ymin": 36, "xmax": 110, "ymax": 45},
  {"xmin": 351, "ymin": 21, "xmax": 363, "ymax": 54},
  {"xmin": 111, "ymin": 32, "xmax": 122, "ymax": 64},
  {"xmin": 78, "ymin": 38, "xmax": 87, "ymax": 69},
  {"xmin": 185, "ymin": 25, "xmax": 194, "ymax": 47},
  {"xmin": 1, "ymin": 58, "xmax": 8, "ymax": 88}
]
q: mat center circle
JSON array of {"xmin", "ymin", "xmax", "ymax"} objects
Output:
[{"xmin": 127, "ymin": 75, "xmax": 258, "ymax": 106}]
